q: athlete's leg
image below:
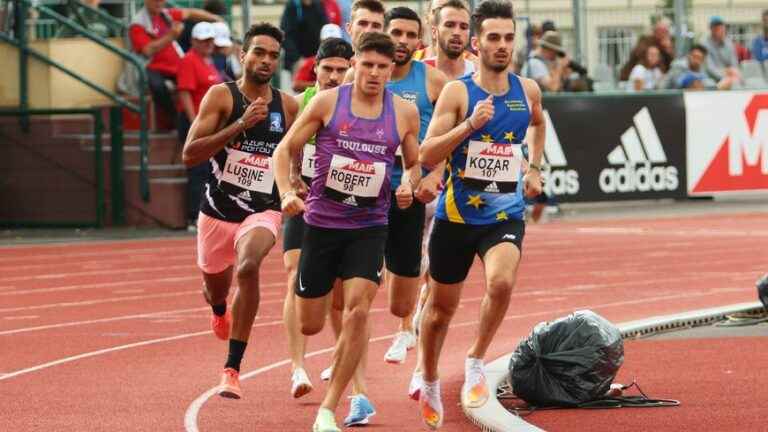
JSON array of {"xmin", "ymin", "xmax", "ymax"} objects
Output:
[
  {"xmin": 282, "ymin": 249, "xmax": 307, "ymax": 371},
  {"xmin": 230, "ymin": 227, "xmax": 276, "ymax": 343},
  {"xmin": 419, "ymin": 279, "xmax": 463, "ymax": 383}
]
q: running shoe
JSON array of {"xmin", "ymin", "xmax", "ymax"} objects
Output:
[
  {"xmin": 217, "ymin": 367, "xmax": 242, "ymax": 399},
  {"xmin": 313, "ymin": 408, "xmax": 341, "ymax": 432},
  {"xmin": 343, "ymin": 394, "xmax": 376, "ymax": 427},
  {"xmin": 462, "ymin": 357, "xmax": 489, "ymax": 408},
  {"xmin": 211, "ymin": 310, "xmax": 231, "ymax": 341},
  {"xmin": 291, "ymin": 367, "xmax": 313, "ymax": 398},
  {"xmin": 384, "ymin": 331, "xmax": 416, "ymax": 364},
  {"xmin": 320, "ymin": 366, "xmax": 333, "ymax": 381},
  {"xmin": 420, "ymin": 379, "xmax": 443, "ymax": 429},
  {"xmin": 408, "ymin": 371, "xmax": 423, "ymax": 401}
]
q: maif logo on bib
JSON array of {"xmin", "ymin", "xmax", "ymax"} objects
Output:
[
  {"xmin": 464, "ymin": 141, "xmax": 522, "ymax": 193},
  {"xmin": 324, "ymin": 155, "xmax": 385, "ymax": 207},
  {"xmin": 221, "ymin": 149, "xmax": 275, "ymax": 195}
]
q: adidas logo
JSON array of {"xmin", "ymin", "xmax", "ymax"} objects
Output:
[
  {"xmin": 237, "ymin": 191, "xmax": 251, "ymax": 201},
  {"xmin": 542, "ymin": 110, "xmax": 579, "ymax": 195},
  {"xmin": 343, "ymin": 195, "xmax": 358, "ymax": 206},
  {"xmin": 484, "ymin": 182, "xmax": 500, "ymax": 193},
  {"xmin": 599, "ymin": 107, "xmax": 679, "ymax": 193}
]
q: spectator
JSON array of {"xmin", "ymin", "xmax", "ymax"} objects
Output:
[
  {"xmin": 735, "ymin": 41, "xmax": 752, "ymax": 63},
  {"xmin": 322, "ymin": 0, "xmax": 342, "ymax": 26},
  {"xmin": 57, "ymin": 0, "xmax": 113, "ymax": 38},
  {"xmin": 337, "ymin": 0, "xmax": 352, "ymax": 41},
  {"xmin": 129, "ymin": 0, "xmax": 221, "ymax": 124},
  {"xmin": 702, "ymin": 16, "xmax": 742, "ymax": 84},
  {"xmin": 629, "ymin": 45, "xmax": 664, "ymax": 91},
  {"xmin": 178, "ymin": 0, "xmax": 227, "ymax": 52},
  {"xmin": 292, "ymin": 23, "xmax": 343, "ymax": 92},
  {"xmin": 751, "ymin": 9, "xmax": 768, "ymax": 62},
  {"xmin": 513, "ymin": 23, "xmax": 542, "ymax": 74},
  {"xmin": 541, "ymin": 20, "xmax": 556, "ymax": 33},
  {"xmin": 176, "ymin": 22, "xmax": 223, "ymax": 230},
  {"xmin": 620, "ymin": 17, "xmax": 674, "ymax": 81},
  {"xmin": 662, "ymin": 44, "xmax": 734, "ymax": 90},
  {"xmin": 521, "ymin": 31, "xmax": 570, "ymax": 92},
  {"xmin": 210, "ymin": 21, "xmax": 240, "ymax": 81},
  {"xmin": 280, "ymin": 0, "xmax": 329, "ymax": 73}
]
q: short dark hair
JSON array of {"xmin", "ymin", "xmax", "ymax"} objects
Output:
[
  {"xmin": 385, "ymin": 7, "xmax": 421, "ymax": 33},
  {"xmin": 690, "ymin": 43, "xmax": 708, "ymax": 56},
  {"xmin": 471, "ymin": 0, "xmax": 514, "ymax": 35},
  {"xmin": 351, "ymin": 0, "xmax": 386, "ymax": 19},
  {"xmin": 242, "ymin": 22, "xmax": 284, "ymax": 51},
  {"xmin": 434, "ymin": 0, "xmax": 470, "ymax": 25},
  {"xmin": 356, "ymin": 32, "xmax": 395, "ymax": 59},
  {"xmin": 316, "ymin": 37, "xmax": 354, "ymax": 62},
  {"xmin": 203, "ymin": 0, "xmax": 226, "ymax": 16}
]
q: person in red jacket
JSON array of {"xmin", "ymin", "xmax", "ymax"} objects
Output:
[
  {"xmin": 177, "ymin": 22, "xmax": 224, "ymax": 230},
  {"xmin": 129, "ymin": 0, "xmax": 221, "ymax": 123}
]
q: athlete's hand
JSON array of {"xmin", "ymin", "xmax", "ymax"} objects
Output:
[
  {"xmin": 241, "ymin": 97, "xmax": 268, "ymax": 129},
  {"xmin": 415, "ymin": 173, "xmax": 443, "ymax": 204},
  {"xmin": 395, "ymin": 182, "xmax": 413, "ymax": 209},
  {"xmin": 281, "ymin": 192, "xmax": 306, "ymax": 217},
  {"xmin": 468, "ymin": 95, "xmax": 494, "ymax": 131},
  {"xmin": 289, "ymin": 174, "xmax": 310, "ymax": 199},
  {"xmin": 523, "ymin": 168, "xmax": 543, "ymax": 198}
]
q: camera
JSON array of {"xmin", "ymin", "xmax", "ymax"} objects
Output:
[{"xmin": 568, "ymin": 60, "xmax": 588, "ymax": 76}]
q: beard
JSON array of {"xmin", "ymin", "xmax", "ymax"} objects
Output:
[
  {"xmin": 245, "ymin": 68, "xmax": 272, "ymax": 85},
  {"xmin": 482, "ymin": 56, "xmax": 510, "ymax": 73},
  {"xmin": 394, "ymin": 48, "xmax": 414, "ymax": 66},
  {"xmin": 439, "ymin": 37, "xmax": 464, "ymax": 60}
]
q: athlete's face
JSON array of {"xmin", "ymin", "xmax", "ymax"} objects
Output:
[
  {"xmin": 473, "ymin": 18, "xmax": 515, "ymax": 73},
  {"xmin": 347, "ymin": 9, "xmax": 385, "ymax": 49},
  {"xmin": 352, "ymin": 50, "xmax": 394, "ymax": 96},
  {"xmin": 240, "ymin": 35, "xmax": 280, "ymax": 85},
  {"xmin": 387, "ymin": 19, "xmax": 421, "ymax": 66},
  {"xmin": 436, "ymin": 7, "xmax": 470, "ymax": 60},
  {"xmin": 315, "ymin": 57, "xmax": 351, "ymax": 90}
]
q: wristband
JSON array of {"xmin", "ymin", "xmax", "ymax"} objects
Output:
[
  {"xmin": 528, "ymin": 162, "xmax": 542, "ymax": 172},
  {"xmin": 465, "ymin": 118, "xmax": 477, "ymax": 132},
  {"xmin": 280, "ymin": 190, "xmax": 296, "ymax": 202},
  {"xmin": 236, "ymin": 118, "xmax": 245, "ymax": 130}
]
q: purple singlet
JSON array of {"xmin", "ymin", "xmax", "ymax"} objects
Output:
[{"xmin": 304, "ymin": 84, "xmax": 400, "ymax": 229}]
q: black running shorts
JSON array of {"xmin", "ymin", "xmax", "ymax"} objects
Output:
[
  {"xmin": 428, "ymin": 218, "xmax": 525, "ymax": 284},
  {"xmin": 295, "ymin": 224, "xmax": 387, "ymax": 299},
  {"xmin": 385, "ymin": 192, "xmax": 426, "ymax": 278},
  {"xmin": 282, "ymin": 214, "xmax": 305, "ymax": 252}
]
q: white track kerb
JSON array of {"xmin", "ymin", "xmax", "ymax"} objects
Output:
[{"xmin": 463, "ymin": 301, "xmax": 765, "ymax": 432}]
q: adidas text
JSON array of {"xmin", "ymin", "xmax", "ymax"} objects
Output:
[
  {"xmin": 599, "ymin": 162, "xmax": 679, "ymax": 193},
  {"xmin": 543, "ymin": 168, "xmax": 579, "ymax": 195}
]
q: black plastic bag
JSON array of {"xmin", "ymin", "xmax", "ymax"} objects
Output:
[{"xmin": 509, "ymin": 310, "xmax": 624, "ymax": 407}]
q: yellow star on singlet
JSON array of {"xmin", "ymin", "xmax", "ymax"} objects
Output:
[
  {"xmin": 481, "ymin": 134, "xmax": 493, "ymax": 143},
  {"xmin": 457, "ymin": 168, "xmax": 465, "ymax": 179},
  {"xmin": 467, "ymin": 194, "xmax": 485, "ymax": 210},
  {"xmin": 496, "ymin": 211, "xmax": 509, "ymax": 221},
  {"xmin": 504, "ymin": 131, "xmax": 516, "ymax": 142}
]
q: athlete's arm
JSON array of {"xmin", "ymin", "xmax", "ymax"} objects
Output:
[
  {"xmin": 182, "ymin": 84, "xmax": 268, "ymax": 166},
  {"xmin": 395, "ymin": 99, "xmax": 421, "ymax": 209},
  {"xmin": 425, "ymin": 64, "xmax": 448, "ymax": 104},
  {"xmin": 521, "ymin": 78, "xmax": 544, "ymax": 198},
  {"xmin": 415, "ymin": 160, "xmax": 445, "ymax": 204},
  {"xmin": 420, "ymin": 80, "xmax": 473, "ymax": 166},
  {"xmin": 274, "ymin": 91, "xmax": 332, "ymax": 215},
  {"xmin": 288, "ymin": 92, "xmax": 309, "ymax": 196}
]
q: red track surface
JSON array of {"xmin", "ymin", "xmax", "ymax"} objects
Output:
[{"xmin": 1, "ymin": 212, "xmax": 765, "ymax": 431}]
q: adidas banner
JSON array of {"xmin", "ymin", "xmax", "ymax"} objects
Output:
[
  {"xmin": 542, "ymin": 94, "xmax": 687, "ymax": 202},
  {"xmin": 685, "ymin": 90, "xmax": 768, "ymax": 195}
]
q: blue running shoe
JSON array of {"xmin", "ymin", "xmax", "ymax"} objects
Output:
[{"xmin": 343, "ymin": 394, "xmax": 376, "ymax": 427}]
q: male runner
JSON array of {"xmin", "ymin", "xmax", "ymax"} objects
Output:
[
  {"xmin": 282, "ymin": 37, "xmax": 354, "ymax": 399},
  {"xmin": 182, "ymin": 22, "xmax": 298, "ymax": 399},
  {"xmin": 413, "ymin": 0, "xmax": 476, "ymax": 64},
  {"xmin": 381, "ymin": 6, "xmax": 447, "ymax": 365},
  {"xmin": 423, "ymin": 0, "xmax": 476, "ymax": 79},
  {"xmin": 274, "ymin": 32, "xmax": 421, "ymax": 432},
  {"xmin": 416, "ymin": 1, "xmax": 544, "ymax": 428}
]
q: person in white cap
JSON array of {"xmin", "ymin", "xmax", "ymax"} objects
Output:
[
  {"xmin": 292, "ymin": 23, "xmax": 344, "ymax": 92},
  {"xmin": 211, "ymin": 21, "xmax": 242, "ymax": 80},
  {"xmin": 177, "ymin": 21, "xmax": 224, "ymax": 230}
]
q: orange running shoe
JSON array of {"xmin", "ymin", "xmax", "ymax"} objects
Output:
[
  {"xmin": 211, "ymin": 311, "xmax": 231, "ymax": 341},
  {"xmin": 218, "ymin": 367, "xmax": 242, "ymax": 399},
  {"xmin": 419, "ymin": 380, "xmax": 443, "ymax": 429}
]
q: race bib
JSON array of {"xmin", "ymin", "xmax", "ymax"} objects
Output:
[
  {"xmin": 221, "ymin": 149, "xmax": 275, "ymax": 194},
  {"xmin": 301, "ymin": 144, "xmax": 316, "ymax": 179},
  {"xmin": 323, "ymin": 154, "xmax": 386, "ymax": 207},
  {"xmin": 463, "ymin": 140, "xmax": 522, "ymax": 193}
]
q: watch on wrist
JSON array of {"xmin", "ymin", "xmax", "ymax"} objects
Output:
[{"xmin": 529, "ymin": 162, "xmax": 542, "ymax": 172}]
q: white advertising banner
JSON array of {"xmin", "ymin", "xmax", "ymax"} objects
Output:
[{"xmin": 685, "ymin": 90, "xmax": 768, "ymax": 195}]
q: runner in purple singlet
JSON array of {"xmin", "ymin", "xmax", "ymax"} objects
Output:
[{"xmin": 274, "ymin": 32, "xmax": 421, "ymax": 432}]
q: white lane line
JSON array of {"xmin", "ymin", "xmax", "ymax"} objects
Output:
[
  {"xmin": 0, "ymin": 264, "xmax": 197, "ymax": 283},
  {"xmin": 0, "ymin": 290, "xmax": 285, "ymax": 313},
  {"xmin": 1, "ymin": 278, "xmax": 285, "ymax": 296},
  {"xmin": 3, "ymin": 315, "xmax": 40, "ymax": 320},
  {"xmin": 182, "ymin": 286, "xmax": 748, "ymax": 431}
]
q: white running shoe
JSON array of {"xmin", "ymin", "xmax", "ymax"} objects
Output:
[
  {"xmin": 462, "ymin": 357, "xmax": 489, "ymax": 408},
  {"xmin": 291, "ymin": 368, "xmax": 313, "ymax": 398},
  {"xmin": 384, "ymin": 331, "xmax": 416, "ymax": 364},
  {"xmin": 320, "ymin": 366, "xmax": 333, "ymax": 381},
  {"xmin": 419, "ymin": 379, "xmax": 443, "ymax": 429},
  {"xmin": 408, "ymin": 371, "xmax": 423, "ymax": 401}
]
